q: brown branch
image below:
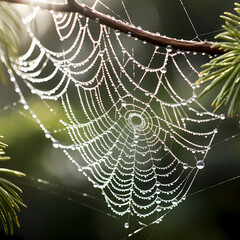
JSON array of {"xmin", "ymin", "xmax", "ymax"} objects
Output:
[{"xmin": 2, "ymin": 0, "xmax": 225, "ymax": 54}]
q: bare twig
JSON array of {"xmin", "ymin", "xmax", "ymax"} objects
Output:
[{"xmin": 1, "ymin": 0, "xmax": 225, "ymax": 54}]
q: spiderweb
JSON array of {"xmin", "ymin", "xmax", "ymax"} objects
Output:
[{"xmin": 7, "ymin": 0, "xmax": 226, "ymax": 228}]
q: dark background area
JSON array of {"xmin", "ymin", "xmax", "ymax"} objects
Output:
[{"xmin": 0, "ymin": 0, "xmax": 239, "ymax": 239}]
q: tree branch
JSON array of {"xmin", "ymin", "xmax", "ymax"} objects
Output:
[{"xmin": 1, "ymin": 0, "xmax": 225, "ymax": 54}]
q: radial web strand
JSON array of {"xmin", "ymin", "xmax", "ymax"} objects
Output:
[{"xmin": 8, "ymin": 1, "xmax": 225, "ymax": 227}]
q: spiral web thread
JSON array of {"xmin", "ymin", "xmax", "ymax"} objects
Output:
[{"xmin": 8, "ymin": 1, "xmax": 225, "ymax": 227}]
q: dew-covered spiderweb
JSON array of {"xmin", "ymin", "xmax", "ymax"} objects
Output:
[{"xmin": 6, "ymin": 0, "xmax": 228, "ymax": 229}]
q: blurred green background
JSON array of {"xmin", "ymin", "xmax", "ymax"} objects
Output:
[{"xmin": 0, "ymin": 0, "xmax": 239, "ymax": 239}]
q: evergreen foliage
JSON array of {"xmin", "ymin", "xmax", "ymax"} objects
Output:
[
  {"xmin": 0, "ymin": 3, "xmax": 25, "ymax": 235},
  {"xmin": 0, "ymin": 2, "xmax": 21, "ymax": 84},
  {"xmin": 0, "ymin": 137, "xmax": 26, "ymax": 235},
  {"xmin": 197, "ymin": 3, "xmax": 240, "ymax": 117}
]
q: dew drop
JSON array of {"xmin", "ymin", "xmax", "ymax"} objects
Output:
[
  {"xmin": 127, "ymin": 32, "xmax": 132, "ymax": 37},
  {"xmin": 23, "ymin": 103, "xmax": 29, "ymax": 110},
  {"xmin": 115, "ymin": 29, "xmax": 120, "ymax": 36},
  {"xmin": 156, "ymin": 181, "xmax": 160, "ymax": 187},
  {"xmin": 213, "ymin": 128, "xmax": 218, "ymax": 134},
  {"xmin": 183, "ymin": 163, "xmax": 188, "ymax": 169},
  {"xmin": 220, "ymin": 114, "xmax": 225, "ymax": 120},
  {"xmin": 53, "ymin": 140, "xmax": 60, "ymax": 148},
  {"xmin": 124, "ymin": 222, "xmax": 129, "ymax": 229},
  {"xmin": 45, "ymin": 131, "xmax": 51, "ymax": 138},
  {"xmin": 122, "ymin": 48, "xmax": 126, "ymax": 54},
  {"xmin": 95, "ymin": 17, "xmax": 100, "ymax": 23},
  {"xmin": 156, "ymin": 206, "xmax": 161, "ymax": 212},
  {"xmin": 196, "ymin": 160, "xmax": 205, "ymax": 169},
  {"xmin": 166, "ymin": 45, "xmax": 172, "ymax": 52},
  {"xmin": 181, "ymin": 100, "xmax": 187, "ymax": 106},
  {"xmin": 135, "ymin": 133, "xmax": 140, "ymax": 138},
  {"xmin": 172, "ymin": 199, "xmax": 178, "ymax": 205},
  {"xmin": 15, "ymin": 87, "xmax": 20, "ymax": 93},
  {"xmin": 156, "ymin": 197, "xmax": 161, "ymax": 204},
  {"xmin": 121, "ymin": 100, "xmax": 127, "ymax": 107},
  {"xmin": 160, "ymin": 67, "xmax": 167, "ymax": 74},
  {"xmin": 75, "ymin": 82, "xmax": 81, "ymax": 87}
]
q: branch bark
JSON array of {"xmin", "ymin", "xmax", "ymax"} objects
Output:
[{"xmin": 2, "ymin": 0, "xmax": 225, "ymax": 54}]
